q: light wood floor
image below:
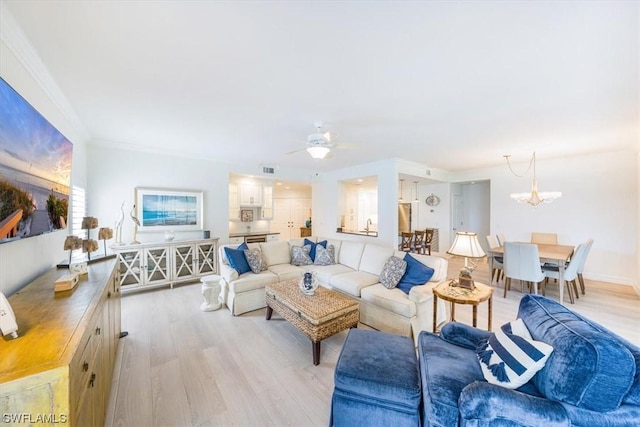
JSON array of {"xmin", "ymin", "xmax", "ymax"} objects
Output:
[{"xmin": 105, "ymin": 256, "xmax": 640, "ymax": 427}]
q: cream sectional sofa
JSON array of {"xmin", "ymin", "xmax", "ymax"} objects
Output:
[{"xmin": 218, "ymin": 237, "xmax": 449, "ymax": 342}]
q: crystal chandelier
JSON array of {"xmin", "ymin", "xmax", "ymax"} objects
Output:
[{"xmin": 504, "ymin": 152, "xmax": 561, "ymax": 207}]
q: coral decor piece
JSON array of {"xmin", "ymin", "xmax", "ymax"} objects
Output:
[
  {"xmin": 81, "ymin": 216, "xmax": 99, "ymax": 260},
  {"xmin": 98, "ymin": 227, "xmax": 113, "ymax": 257},
  {"xmin": 63, "ymin": 235, "xmax": 82, "ymax": 265}
]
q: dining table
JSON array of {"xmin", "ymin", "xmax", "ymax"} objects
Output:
[{"xmin": 488, "ymin": 243, "xmax": 575, "ymax": 305}]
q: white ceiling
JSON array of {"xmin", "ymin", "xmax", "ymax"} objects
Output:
[{"xmin": 4, "ymin": 1, "xmax": 638, "ymax": 173}]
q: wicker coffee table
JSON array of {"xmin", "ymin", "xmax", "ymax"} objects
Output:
[{"xmin": 265, "ymin": 280, "xmax": 359, "ymax": 365}]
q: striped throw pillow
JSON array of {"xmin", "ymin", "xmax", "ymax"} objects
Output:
[{"xmin": 476, "ymin": 319, "xmax": 554, "ymax": 389}]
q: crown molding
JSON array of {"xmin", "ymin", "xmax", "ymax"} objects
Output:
[{"xmin": 0, "ymin": 2, "xmax": 90, "ymax": 142}]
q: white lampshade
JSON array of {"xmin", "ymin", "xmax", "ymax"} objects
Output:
[
  {"xmin": 307, "ymin": 146, "xmax": 330, "ymax": 159},
  {"xmin": 447, "ymin": 232, "xmax": 486, "ymax": 259}
]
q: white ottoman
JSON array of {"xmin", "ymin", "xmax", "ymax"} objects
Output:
[{"xmin": 200, "ymin": 274, "xmax": 223, "ymax": 311}]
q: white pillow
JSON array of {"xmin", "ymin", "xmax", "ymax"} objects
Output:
[{"xmin": 476, "ymin": 319, "xmax": 553, "ymax": 389}]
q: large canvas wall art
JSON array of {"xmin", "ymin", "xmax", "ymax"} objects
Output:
[
  {"xmin": 0, "ymin": 77, "xmax": 73, "ymax": 244},
  {"xmin": 135, "ymin": 188, "xmax": 203, "ymax": 232}
]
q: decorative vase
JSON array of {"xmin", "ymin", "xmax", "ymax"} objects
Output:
[
  {"xmin": 299, "ymin": 271, "xmax": 318, "ymax": 296},
  {"xmin": 305, "ymin": 218, "xmax": 312, "ymax": 228}
]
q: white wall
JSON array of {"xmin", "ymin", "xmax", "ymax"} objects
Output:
[{"xmin": 0, "ymin": 8, "xmax": 90, "ymax": 296}]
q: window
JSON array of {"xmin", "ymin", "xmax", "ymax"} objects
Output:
[{"xmin": 71, "ymin": 186, "xmax": 87, "ymax": 239}]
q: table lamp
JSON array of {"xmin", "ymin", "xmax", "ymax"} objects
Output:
[{"xmin": 446, "ymin": 231, "xmax": 486, "ymax": 289}]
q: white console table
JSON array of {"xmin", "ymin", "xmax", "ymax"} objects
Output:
[{"xmin": 112, "ymin": 237, "xmax": 219, "ymax": 293}]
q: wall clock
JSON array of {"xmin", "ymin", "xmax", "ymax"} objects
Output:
[{"xmin": 425, "ymin": 194, "xmax": 440, "ymax": 207}]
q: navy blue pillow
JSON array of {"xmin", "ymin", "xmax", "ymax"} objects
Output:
[
  {"xmin": 224, "ymin": 242, "xmax": 251, "ymax": 274},
  {"xmin": 304, "ymin": 238, "xmax": 327, "ymax": 261},
  {"xmin": 397, "ymin": 253, "xmax": 435, "ymax": 294}
]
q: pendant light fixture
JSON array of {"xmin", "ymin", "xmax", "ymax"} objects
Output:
[
  {"xmin": 398, "ymin": 178, "xmax": 404, "ymax": 202},
  {"xmin": 413, "ymin": 181, "xmax": 419, "ymax": 203},
  {"xmin": 504, "ymin": 152, "xmax": 561, "ymax": 207}
]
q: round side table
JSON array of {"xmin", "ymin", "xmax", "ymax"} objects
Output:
[
  {"xmin": 433, "ymin": 281, "xmax": 493, "ymax": 333},
  {"xmin": 200, "ymin": 274, "xmax": 223, "ymax": 311}
]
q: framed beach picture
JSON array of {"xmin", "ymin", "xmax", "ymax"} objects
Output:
[{"xmin": 135, "ymin": 188, "xmax": 203, "ymax": 232}]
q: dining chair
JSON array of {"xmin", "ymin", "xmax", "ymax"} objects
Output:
[
  {"xmin": 399, "ymin": 232, "xmax": 413, "ymax": 252},
  {"xmin": 413, "ymin": 230, "xmax": 426, "ymax": 254},
  {"xmin": 503, "ymin": 242, "xmax": 546, "ymax": 298},
  {"xmin": 485, "ymin": 235, "xmax": 504, "ymax": 284},
  {"xmin": 424, "ymin": 229, "xmax": 435, "ymax": 255},
  {"xmin": 496, "ymin": 233, "xmax": 506, "ymax": 247},
  {"xmin": 531, "ymin": 232, "xmax": 558, "ymax": 245},
  {"xmin": 541, "ymin": 242, "xmax": 587, "ymax": 304},
  {"xmin": 576, "ymin": 238, "xmax": 594, "ymax": 295}
]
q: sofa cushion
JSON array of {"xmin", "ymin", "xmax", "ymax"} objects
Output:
[
  {"xmin": 359, "ymin": 244, "xmax": 394, "ymax": 276},
  {"xmin": 477, "ymin": 319, "xmax": 553, "ymax": 390},
  {"xmin": 291, "ymin": 244, "xmax": 313, "ymax": 266},
  {"xmin": 259, "ymin": 241, "xmax": 291, "ymax": 266},
  {"xmin": 305, "ymin": 263, "xmax": 354, "ymax": 284},
  {"xmin": 519, "ymin": 294, "xmax": 635, "ymax": 412},
  {"xmin": 338, "ymin": 241, "xmax": 365, "ymax": 271},
  {"xmin": 227, "ymin": 270, "xmax": 278, "ymax": 294},
  {"xmin": 224, "ymin": 243, "xmax": 251, "ymax": 274},
  {"xmin": 361, "ymin": 284, "xmax": 416, "ymax": 318},
  {"xmin": 379, "ymin": 256, "xmax": 407, "ymax": 289},
  {"xmin": 396, "ymin": 253, "xmax": 435, "ymax": 294},
  {"xmin": 418, "ymin": 331, "xmax": 486, "ymax": 427},
  {"xmin": 268, "ymin": 264, "xmax": 304, "ymax": 282},
  {"xmin": 313, "ymin": 244, "xmax": 336, "ymax": 266},
  {"xmin": 304, "ymin": 238, "xmax": 326, "ymax": 261},
  {"xmin": 330, "ymin": 271, "xmax": 380, "ymax": 297}
]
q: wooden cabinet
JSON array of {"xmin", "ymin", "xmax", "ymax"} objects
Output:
[
  {"xmin": 239, "ymin": 182, "xmax": 262, "ymax": 207},
  {"xmin": 261, "ymin": 184, "xmax": 274, "ymax": 219},
  {"xmin": 113, "ymin": 238, "xmax": 219, "ymax": 293},
  {"xmin": 300, "ymin": 227, "xmax": 312, "ymax": 237},
  {"xmin": 229, "ymin": 183, "xmax": 240, "ymax": 220},
  {"xmin": 0, "ymin": 259, "xmax": 120, "ymax": 427}
]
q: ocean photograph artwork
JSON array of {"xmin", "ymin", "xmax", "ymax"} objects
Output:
[{"xmin": 0, "ymin": 77, "xmax": 73, "ymax": 243}]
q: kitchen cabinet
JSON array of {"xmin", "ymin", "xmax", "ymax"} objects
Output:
[
  {"xmin": 239, "ymin": 182, "xmax": 262, "ymax": 207},
  {"xmin": 271, "ymin": 197, "xmax": 312, "ymax": 240},
  {"xmin": 261, "ymin": 184, "xmax": 274, "ymax": 219},
  {"xmin": 229, "ymin": 183, "xmax": 240, "ymax": 220},
  {"xmin": 0, "ymin": 259, "xmax": 120, "ymax": 427},
  {"xmin": 113, "ymin": 238, "xmax": 219, "ymax": 293}
]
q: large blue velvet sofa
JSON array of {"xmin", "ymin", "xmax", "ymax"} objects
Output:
[{"xmin": 331, "ymin": 294, "xmax": 640, "ymax": 426}]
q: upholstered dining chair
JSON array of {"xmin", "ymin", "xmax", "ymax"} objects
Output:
[
  {"xmin": 486, "ymin": 235, "xmax": 504, "ymax": 284},
  {"xmin": 503, "ymin": 242, "xmax": 546, "ymax": 298},
  {"xmin": 541, "ymin": 242, "xmax": 587, "ymax": 304},
  {"xmin": 530, "ymin": 232, "xmax": 558, "ymax": 245},
  {"xmin": 576, "ymin": 238, "xmax": 594, "ymax": 295},
  {"xmin": 400, "ymin": 232, "xmax": 413, "ymax": 252},
  {"xmin": 496, "ymin": 233, "xmax": 506, "ymax": 247},
  {"xmin": 413, "ymin": 230, "xmax": 426, "ymax": 254},
  {"xmin": 424, "ymin": 228, "xmax": 435, "ymax": 255}
]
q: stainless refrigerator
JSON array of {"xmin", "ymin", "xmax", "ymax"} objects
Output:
[{"xmin": 398, "ymin": 203, "xmax": 411, "ymax": 233}]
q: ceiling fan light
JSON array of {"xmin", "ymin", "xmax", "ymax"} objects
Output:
[{"xmin": 307, "ymin": 146, "xmax": 330, "ymax": 159}]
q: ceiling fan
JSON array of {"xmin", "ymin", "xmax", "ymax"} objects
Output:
[{"xmin": 287, "ymin": 122, "xmax": 352, "ymax": 159}]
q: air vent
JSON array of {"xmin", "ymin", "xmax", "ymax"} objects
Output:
[
  {"xmin": 425, "ymin": 169, "xmax": 431, "ymax": 176},
  {"xmin": 262, "ymin": 166, "xmax": 275, "ymax": 174}
]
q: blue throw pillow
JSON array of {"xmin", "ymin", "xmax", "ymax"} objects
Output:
[
  {"xmin": 304, "ymin": 238, "xmax": 327, "ymax": 261},
  {"xmin": 396, "ymin": 254, "xmax": 435, "ymax": 294},
  {"xmin": 224, "ymin": 242, "xmax": 251, "ymax": 274}
]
